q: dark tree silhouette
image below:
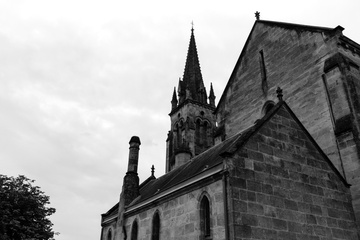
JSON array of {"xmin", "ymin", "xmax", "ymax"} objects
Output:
[{"xmin": 0, "ymin": 175, "xmax": 56, "ymax": 240}]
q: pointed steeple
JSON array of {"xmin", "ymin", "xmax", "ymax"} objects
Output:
[
  {"xmin": 171, "ymin": 87, "xmax": 178, "ymax": 110},
  {"xmin": 179, "ymin": 27, "xmax": 207, "ymax": 104},
  {"xmin": 209, "ymin": 83, "xmax": 216, "ymax": 107},
  {"xmin": 166, "ymin": 25, "xmax": 217, "ymax": 173}
]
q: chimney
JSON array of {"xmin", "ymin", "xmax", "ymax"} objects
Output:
[
  {"xmin": 127, "ymin": 136, "xmax": 141, "ymax": 173},
  {"xmin": 123, "ymin": 136, "xmax": 141, "ymax": 206}
]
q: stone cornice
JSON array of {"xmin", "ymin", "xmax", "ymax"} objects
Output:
[{"xmin": 338, "ymin": 35, "xmax": 360, "ymax": 57}]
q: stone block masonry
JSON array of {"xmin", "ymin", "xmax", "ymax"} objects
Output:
[
  {"xmin": 227, "ymin": 105, "xmax": 358, "ymax": 240},
  {"xmin": 216, "ymin": 20, "xmax": 360, "ymax": 228},
  {"xmin": 124, "ymin": 180, "xmax": 226, "ymax": 240}
]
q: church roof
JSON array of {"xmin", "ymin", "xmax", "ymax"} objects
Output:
[
  {"xmin": 102, "ymin": 96, "xmax": 349, "ymax": 219},
  {"xmin": 256, "ymin": 20, "xmax": 337, "ymax": 33},
  {"xmin": 134, "ymin": 129, "xmax": 242, "ymax": 204},
  {"xmin": 125, "ymin": 97, "xmax": 349, "ymax": 213}
]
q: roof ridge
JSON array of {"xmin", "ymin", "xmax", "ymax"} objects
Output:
[
  {"xmin": 257, "ymin": 19, "xmax": 335, "ymax": 32},
  {"xmin": 139, "ymin": 175, "xmax": 156, "ymax": 190}
]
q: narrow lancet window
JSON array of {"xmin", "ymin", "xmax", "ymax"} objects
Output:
[
  {"xmin": 200, "ymin": 196, "xmax": 211, "ymax": 238},
  {"xmin": 131, "ymin": 220, "xmax": 138, "ymax": 240},
  {"xmin": 107, "ymin": 229, "xmax": 112, "ymax": 240},
  {"xmin": 203, "ymin": 121, "xmax": 208, "ymax": 147},
  {"xmin": 195, "ymin": 119, "xmax": 201, "ymax": 145},
  {"xmin": 152, "ymin": 211, "xmax": 160, "ymax": 240},
  {"xmin": 259, "ymin": 50, "xmax": 268, "ymax": 95}
]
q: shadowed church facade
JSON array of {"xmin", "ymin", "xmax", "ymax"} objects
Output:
[{"xmin": 101, "ymin": 16, "xmax": 360, "ymax": 239}]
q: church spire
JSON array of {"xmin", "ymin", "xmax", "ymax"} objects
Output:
[
  {"xmin": 209, "ymin": 83, "xmax": 216, "ymax": 107},
  {"xmin": 166, "ymin": 25, "xmax": 216, "ymax": 173},
  {"xmin": 171, "ymin": 87, "xmax": 178, "ymax": 110},
  {"xmin": 178, "ymin": 26, "xmax": 207, "ymax": 104}
]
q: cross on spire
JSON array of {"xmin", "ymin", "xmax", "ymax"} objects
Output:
[
  {"xmin": 255, "ymin": 11, "xmax": 260, "ymax": 20},
  {"xmin": 151, "ymin": 165, "xmax": 155, "ymax": 177}
]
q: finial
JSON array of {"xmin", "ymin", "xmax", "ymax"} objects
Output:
[
  {"xmin": 151, "ymin": 165, "xmax": 155, "ymax": 177},
  {"xmin": 276, "ymin": 87, "xmax": 283, "ymax": 101},
  {"xmin": 255, "ymin": 11, "xmax": 260, "ymax": 20},
  {"xmin": 191, "ymin": 21, "xmax": 194, "ymax": 31}
]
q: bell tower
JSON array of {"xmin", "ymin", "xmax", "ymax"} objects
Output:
[{"xmin": 165, "ymin": 27, "xmax": 216, "ymax": 173}]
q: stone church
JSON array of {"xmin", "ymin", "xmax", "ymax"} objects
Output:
[{"xmin": 100, "ymin": 15, "xmax": 360, "ymax": 239}]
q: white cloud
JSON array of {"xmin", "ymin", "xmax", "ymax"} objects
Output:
[{"xmin": 0, "ymin": 0, "xmax": 359, "ymax": 240}]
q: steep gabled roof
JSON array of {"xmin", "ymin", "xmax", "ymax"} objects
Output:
[
  {"xmin": 130, "ymin": 129, "xmax": 244, "ymax": 206},
  {"xmin": 132, "ymin": 99, "xmax": 349, "ymax": 206},
  {"xmin": 214, "ymin": 20, "xmax": 344, "ymax": 114},
  {"xmin": 103, "ymin": 98, "xmax": 350, "ymax": 217},
  {"xmin": 257, "ymin": 20, "xmax": 336, "ymax": 33}
]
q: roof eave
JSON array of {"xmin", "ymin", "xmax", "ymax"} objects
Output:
[{"xmin": 125, "ymin": 163, "xmax": 224, "ymax": 214}]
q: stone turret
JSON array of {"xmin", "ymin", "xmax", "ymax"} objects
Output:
[{"xmin": 123, "ymin": 136, "xmax": 141, "ymax": 206}]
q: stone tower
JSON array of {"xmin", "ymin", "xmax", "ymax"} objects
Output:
[{"xmin": 165, "ymin": 27, "xmax": 216, "ymax": 173}]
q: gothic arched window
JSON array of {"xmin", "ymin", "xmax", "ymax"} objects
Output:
[
  {"xmin": 200, "ymin": 196, "xmax": 211, "ymax": 239},
  {"xmin": 152, "ymin": 211, "xmax": 160, "ymax": 240},
  {"xmin": 175, "ymin": 123, "xmax": 181, "ymax": 147},
  {"xmin": 107, "ymin": 229, "xmax": 112, "ymax": 240},
  {"xmin": 262, "ymin": 101, "xmax": 275, "ymax": 115},
  {"xmin": 131, "ymin": 220, "xmax": 138, "ymax": 240},
  {"xmin": 195, "ymin": 119, "xmax": 201, "ymax": 145},
  {"xmin": 203, "ymin": 121, "xmax": 208, "ymax": 147}
]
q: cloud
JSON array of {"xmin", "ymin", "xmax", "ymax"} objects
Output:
[{"xmin": 0, "ymin": 1, "xmax": 359, "ymax": 240}]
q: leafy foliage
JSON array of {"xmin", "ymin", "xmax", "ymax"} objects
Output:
[{"xmin": 0, "ymin": 175, "xmax": 56, "ymax": 240}]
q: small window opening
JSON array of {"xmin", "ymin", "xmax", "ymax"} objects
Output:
[
  {"xmin": 259, "ymin": 50, "xmax": 268, "ymax": 94},
  {"xmin": 152, "ymin": 211, "xmax": 160, "ymax": 240},
  {"xmin": 200, "ymin": 196, "xmax": 211, "ymax": 239},
  {"xmin": 262, "ymin": 101, "xmax": 275, "ymax": 115},
  {"xmin": 195, "ymin": 119, "xmax": 201, "ymax": 145},
  {"xmin": 107, "ymin": 229, "xmax": 112, "ymax": 240},
  {"xmin": 131, "ymin": 220, "xmax": 138, "ymax": 240}
]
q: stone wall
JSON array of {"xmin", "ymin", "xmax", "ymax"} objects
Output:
[
  {"xmin": 334, "ymin": 48, "xmax": 360, "ymax": 221},
  {"xmin": 226, "ymin": 105, "xmax": 358, "ymax": 239},
  {"xmin": 217, "ymin": 23, "xmax": 341, "ymax": 171},
  {"xmin": 216, "ymin": 21, "xmax": 360, "ymax": 224},
  {"xmin": 167, "ymin": 101, "xmax": 216, "ymax": 172},
  {"xmin": 124, "ymin": 180, "xmax": 225, "ymax": 240},
  {"xmin": 101, "ymin": 221, "xmax": 117, "ymax": 240}
]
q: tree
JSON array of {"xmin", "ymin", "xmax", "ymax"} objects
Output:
[{"xmin": 0, "ymin": 175, "xmax": 56, "ymax": 240}]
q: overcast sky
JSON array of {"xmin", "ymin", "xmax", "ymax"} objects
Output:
[{"xmin": 1, "ymin": 1, "xmax": 359, "ymax": 239}]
